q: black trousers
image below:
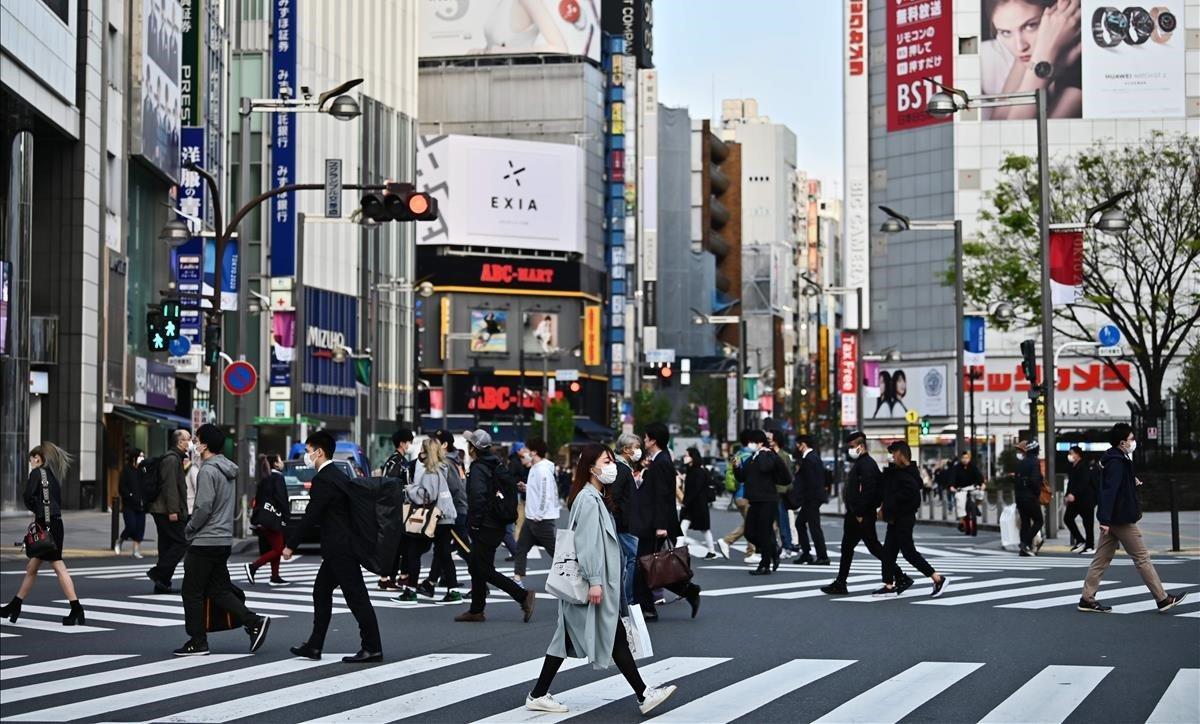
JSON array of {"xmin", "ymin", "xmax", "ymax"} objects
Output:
[
  {"xmin": 794, "ymin": 501, "xmax": 827, "ymax": 559},
  {"xmin": 881, "ymin": 516, "xmax": 935, "ymax": 584},
  {"xmin": 633, "ymin": 534, "xmax": 694, "ymax": 609},
  {"xmin": 531, "ymin": 620, "xmax": 645, "ymax": 699},
  {"xmin": 1064, "ymin": 502, "xmax": 1094, "ymax": 548},
  {"xmin": 745, "ymin": 502, "xmax": 778, "ymax": 566},
  {"xmin": 835, "ymin": 512, "xmax": 902, "ymax": 583},
  {"xmin": 308, "ymin": 553, "xmax": 381, "ymax": 652},
  {"xmin": 1016, "ymin": 497, "xmax": 1043, "ymax": 549},
  {"xmin": 149, "ymin": 514, "xmax": 188, "ymax": 583},
  {"xmin": 423, "ymin": 525, "xmax": 461, "ymax": 588},
  {"xmin": 468, "ymin": 526, "xmax": 527, "ymax": 614},
  {"xmin": 181, "ymin": 546, "xmax": 255, "ymax": 641},
  {"xmin": 514, "ymin": 519, "xmax": 558, "ymax": 577}
]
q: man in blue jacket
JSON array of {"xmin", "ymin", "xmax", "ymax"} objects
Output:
[{"xmin": 1078, "ymin": 423, "xmax": 1188, "ymax": 613}]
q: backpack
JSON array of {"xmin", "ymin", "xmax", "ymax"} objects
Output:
[
  {"xmin": 333, "ymin": 476, "xmax": 405, "ymax": 575},
  {"xmin": 138, "ymin": 455, "xmax": 166, "ymax": 503},
  {"xmin": 485, "ymin": 458, "xmax": 519, "ymax": 525}
]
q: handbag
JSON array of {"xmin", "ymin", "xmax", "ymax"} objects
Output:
[
  {"xmin": 402, "ymin": 502, "xmax": 441, "ymax": 538},
  {"xmin": 637, "ymin": 538, "xmax": 692, "ymax": 590},
  {"xmin": 1038, "ymin": 481, "xmax": 1052, "ymax": 506},
  {"xmin": 621, "ymin": 604, "xmax": 654, "ymax": 660},
  {"xmin": 205, "ymin": 585, "xmax": 248, "ymax": 633},
  {"xmin": 23, "ymin": 470, "xmax": 57, "ymax": 560},
  {"xmin": 545, "ymin": 528, "xmax": 589, "ymax": 605}
]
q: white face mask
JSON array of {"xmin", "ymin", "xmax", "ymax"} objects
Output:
[
  {"xmin": 747, "ymin": 442, "xmax": 760, "ymax": 452},
  {"xmin": 303, "ymin": 451, "xmax": 316, "ymax": 468},
  {"xmin": 186, "ymin": 441, "xmax": 196, "ymax": 454},
  {"xmin": 848, "ymin": 446, "xmax": 862, "ymax": 460},
  {"xmin": 1125, "ymin": 440, "xmax": 1137, "ymax": 454},
  {"xmin": 630, "ymin": 448, "xmax": 642, "ymax": 462},
  {"xmin": 1016, "ymin": 453, "xmax": 1025, "ymax": 461},
  {"xmin": 596, "ymin": 463, "xmax": 618, "ymax": 485},
  {"xmin": 136, "ymin": 455, "xmax": 145, "ymax": 467},
  {"xmin": 885, "ymin": 453, "xmax": 894, "ymax": 464}
]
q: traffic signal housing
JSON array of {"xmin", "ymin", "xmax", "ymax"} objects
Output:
[
  {"xmin": 920, "ymin": 416, "xmax": 931, "ymax": 435},
  {"xmin": 360, "ymin": 181, "xmax": 438, "ymax": 223},
  {"xmin": 204, "ymin": 322, "xmax": 222, "ymax": 366},
  {"xmin": 659, "ymin": 364, "xmax": 674, "ymax": 387},
  {"xmin": 1020, "ymin": 339, "xmax": 1038, "ymax": 388},
  {"xmin": 146, "ymin": 313, "xmax": 169, "ymax": 353}
]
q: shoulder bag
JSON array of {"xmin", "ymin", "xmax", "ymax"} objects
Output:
[
  {"xmin": 637, "ymin": 538, "xmax": 692, "ymax": 590},
  {"xmin": 545, "ymin": 528, "xmax": 589, "ymax": 604},
  {"xmin": 23, "ymin": 470, "xmax": 57, "ymax": 559},
  {"xmin": 402, "ymin": 470, "xmax": 443, "ymax": 538}
]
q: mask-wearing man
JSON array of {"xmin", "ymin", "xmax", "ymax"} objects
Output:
[
  {"xmin": 1013, "ymin": 440, "xmax": 1044, "ymax": 557},
  {"xmin": 791, "ymin": 435, "xmax": 829, "ymax": 566},
  {"xmin": 874, "ymin": 441, "xmax": 948, "ymax": 598},
  {"xmin": 1063, "ymin": 445, "xmax": 1095, "ymax": 554},
  {"xmin": 612, "ymin": 433, "xmax": 642, "ymax": 607},
  {"xmin": 146, "ymin": 428, "xmax": 192, "ymax": 594}
]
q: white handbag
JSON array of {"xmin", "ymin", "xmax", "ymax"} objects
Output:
[
  {"xmin": 622, "ymin": 605, "xmax": 654, "ymax": 660},
  {"xmin": 546, "ymin": 528, "xmax": 590, "ymax": 605}
]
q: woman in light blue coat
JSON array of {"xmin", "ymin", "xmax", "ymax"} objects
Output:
[{"xmin": 525, "ymin": 444, "xmax": 677, "ymax": 716}]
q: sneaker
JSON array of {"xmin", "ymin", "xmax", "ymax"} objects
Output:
[
  {"xmin": 704, "ymin": 552, "xmax": 718, "ymax": 560},
  {"xmin": 717, "ymin": 540, "xmax": 731, "ymax": 559},
  {"xmin": 1019, "ymin": 547, "xmax": 1033, "ymax": 557},
  {"xmin": 246, "ymin": 615, "xmax": 271, "ymax": 653},
  {"xmin": 394, "ymin": 589, "xmax": 418, "ymax": 603},
  {"xmin": 132, "ymin": 550, "xmax": 144, "ymax": 559},
  {"xmin": 268, "ymin": 577, "xmax": 292, "ymax": 587},
  {"xmin": 1078, "ymin": 547, "xmax": 1094, "ymax": 556},
  {"xmin": 930, "ymin": 576, "xmax": 950, "ymax": 598},
  {"xmin": 1077, "ymin": 599, "xmax": 1112, "ymax": 613},
  {"xmin": 454, "ymin": 611, "xmax": 486, "ymax": 622},
  {"xmin": 1157, "ymin": 592, "xmax": 1188, "ymax": 613},
  {"xmin": 871, "ymin": 586, "xmax": 898, "ymax": 598},
  {"xmin": 415, "ymin": 581, "xmax": 436, "ymax": 598},
  {"xmin": 821, "ymin": 581, "xmax": 849, "ymax": 595},
  {"xmin": 113, "ymin": 542, "xmax": 122, "ymax": 556},
  {"xmin": 525, "ymin": 693, "xmax": 569, "ymax": 714},
  {"xmin": 1068, "ymin": 542, "xmax": 1084, "ymax": 553},
  {"xmin": 243, "ymin": 562, "xmax": 257, "ymax": 585},
  {"xmin": 173, "ymin": 639, "xmax": 210, "ymax": 656},
  {"xmin": 744, "ymin": 554, "xmax": 762, "ymax": 565},
  {"xmin": 638, "ymin": 685, "xmax": 677, "ymax": 715},
  {"xmin": 779, "ymin": 549, "xmax": 795, "ymax": 560},
  {"xmin": 441, "ymin": 590, "xmax": 464, "ymax": 603},
  {"xmin": 895, "ymin": 575, "xmax": 915, "ymax": 595}
]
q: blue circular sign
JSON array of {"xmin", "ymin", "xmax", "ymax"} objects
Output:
[
  {"xmin": 169, "ymin": 337, "xmax": 192, "ymax": 356},
  {"xmin": 1098, "ymin": 324, "xmax": 1121, "ymax": 347},
  {"xmin": 223, "ymin": 361, "xmax": 258, "ymax": 396}
]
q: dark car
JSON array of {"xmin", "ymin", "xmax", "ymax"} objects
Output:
[{"xmin": 283, "ymin": 459, "xmax": 355, "ymax": 545}]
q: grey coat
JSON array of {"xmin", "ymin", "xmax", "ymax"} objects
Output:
[
  {"xmin": 184, "ymin": 455, "xmax": 238, "ymax": 546},
  {"xmin": 408, "ymin": 463, "xmax": 457, "ymax": 525},
  {"xmin": 547, "ymin": 484, "xmax": 621, "ymax": 670}
]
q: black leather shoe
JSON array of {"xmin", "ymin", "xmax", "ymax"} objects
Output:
[
  {"xmin": 749, "ymin": 565, "xmax": 772, "ymax": 576},
  {"xmin": 795, "ymin": 555, "xmax": 814, "ymax": 565},
  {"xmin": 686, "ymin": 584, "xmax": 702, "ymax": 619},
  {"xmin": 290, "ymin": 643, "xmax": 322, "ymax": 660},
  {"xmin": 342, "ymin": 650, "xmax": 383, "ymax": 664}
]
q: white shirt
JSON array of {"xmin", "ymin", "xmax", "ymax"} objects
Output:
[
  {"xmin": 524, "ymin": 458, "xmax": 560, "ymax": 522},
  {"xmin": 317, "ymin": 458, "xmax": 333, "ymax": 472}
]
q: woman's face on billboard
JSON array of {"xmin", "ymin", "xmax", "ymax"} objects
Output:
[{"xmin": 991, "ymin": 0, "xmax": 1045, "ymax": 63}]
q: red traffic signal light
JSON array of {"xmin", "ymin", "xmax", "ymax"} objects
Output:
[
  {"xmin": 659, "ymin": 365, "xmax": 673, "ymax": 381},
  {"xmin": 568, "ymin": 381, "xmax": 581, "ymax": 393},
  {"xmin": 360, "ymin": 182, "xmax": 439, "ymax": 222}
]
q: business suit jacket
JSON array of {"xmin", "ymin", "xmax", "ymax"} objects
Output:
[
  {"xmin": 611, "ymin": 459, "xmax": 635, "ymax": 534},
  {"xmin": 627, "ymin": 450, "xmax": 681, "ymax": 539},
  {"xmin": 797, "ymin": 449, "xmax": 829, "ymax": 504},
  {"xmin": 286, "ymin": 461, "xmax": 355, "ymax": 558}
]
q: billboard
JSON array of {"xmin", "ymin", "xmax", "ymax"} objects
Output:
[
  {"xmin": 602, "ymin": 0, "xmax": 653, "ymax": 68},
  {"xmin": 303, "ymin": 287, "xmax": 358, "ymax": 419},
  {"xmin": 843, "ymin": 0, "xmax": 870, "ymax": 329},
  {"xmin": 523, "ymin": 311, "xmax": 559, "ymax": 354},
  {"xmin": 887, "ymin": 0, "xmax": 954, "ymax": 131},
  {"xmin": 270, "ymin": 0, "xmax": 298, "ymax": 276},
  {"xmin": 135, "ymin": 0, "xmax": 182, "ymax": 180},
  {"xmin": 470, "ymin": 310, "xmax": 509, "ymax": 353},
  {"xmin": 419, "ymin": 0, "xmax": 601, "ymax": 63},
  {"xmin": 417, "ymin": 134, "xmax": 586, "ymax": 254},
  {"xmin": 979, "ymin": 0, "xmax": 1184, "ymax": 120},
  {"xmin": 864, "ymin": 363, "xmax": 948, "ymax": 419}
]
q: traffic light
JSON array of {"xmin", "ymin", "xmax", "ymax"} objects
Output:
[
  {"xmin": 659, "ymin": 364, "xmax": 674, "ymax": 387},
  {"xmin": 920, "ymin": 416, "xmax": 931, "ymax": 435},
  {"xmin": 360, "ymin": 182, "xmax": 438, "ymax": 223},
  {"xmin": 1020, "ymin": 339, "xmax": 1038, "ymax": 388},
  {"xmin": 568, "ymin": 381, "xmax": 582, "ymax": 394},
  {"xmin": 204, "ymin": 322, "xmax": 222, "ymax": 366},
  {"xmin": 159, "ymin": 300, "xmax": 182, "ymax": 339},
  {"xmin": 146, "ymin": 313, "xmax": 169, "ymax": 352}
]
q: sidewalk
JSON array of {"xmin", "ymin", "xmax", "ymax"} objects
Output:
[{"xmin": 0, "ymin": 510, "xmax": 258, "ymax": 559}]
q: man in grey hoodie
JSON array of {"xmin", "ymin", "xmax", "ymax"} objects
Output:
[{"xmin": 174, "ymin": 424, "xmax": 271, "ymax": 657}]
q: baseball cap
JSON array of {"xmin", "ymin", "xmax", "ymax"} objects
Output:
[
  {"xmin": 432, "ymin": 429, "xmax": 455, "ymax": 447},
  {"xmin": 463, "ymin": 429, "xmax": 493, "ymax": 450}
]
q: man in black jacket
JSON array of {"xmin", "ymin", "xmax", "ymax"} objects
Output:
[
  {"xmin": 948, "ymin": 451, "xmax": 984, "ymax": 536},
  {"xmin": 1013, "ymin": 440, "xmax": 1044, "ymax": 557},
  {"xmin": 735, "ymin": 429, "xmax": 790, "ymax": 577},
  {"xmin": 1078, "ymin": 423, "xmax": 1187, "ymax": 613},
  {"xmin": 147, "ymin": 428, "xmax": 191, "ymax": 594},
  {"xmin": 1063, "ymin": 446, "xmax": 1095, "ymax": 553},
  {"xmin": 379, "ymin": 428, "xmax": 413, "ymax": 590},
  {"xmin": 632, "ymin": 423, "xmax": 700, "ymax": 620},
  {"xmin": 282, "ymin": 431, "xmax": 382, "ymax": 663},
  {"xmin": 454, "ymin": 430, "xmax": 535, "ymax": 623},
  {"xmin": 822, "ymin": 431, "xmax": 910, "ymax": 595},
  {"xmin": 792, "ymin": 436, "xmax": 829, "ymax": 565},
  {"xmin": 873, "ymin": 442, "xmax": 948, "ymax": 598},
  {"xmin": 613, "ymin": 432, "xmax": 642, "ymax": 608}
]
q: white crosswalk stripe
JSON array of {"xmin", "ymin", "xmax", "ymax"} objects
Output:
[
  {"xmin": 914, "ymin": 580, "xmax": 1108, "ymax": 606},
  {"xmin": 978, "ymin": 665, "xmax": 1112, "ymax": 723},
  {"xmin": 1146, "ymin": 669, "xmax": 1200, "ymax": 724},
  {"xmin": 0, "ymin": 618, "xmax": 112, "ymax": 633},
  {"xmin": 0, "ymin": 654, "xmax": 136, "ymax": 680},
  {"xmin": 996, "ymin": 583, "xmax": 1189, "ymax": 610},
  {"xmin": 17, "ymin": 603, "xmax": 180, "ymax": 627},
  {"xmin": 2, "ymin": 654, "xmax": 246, "ymax": 704},
  {"xmin": 833, "ymin": 577, "xmax": 1039, "ymax": 602},
  {"xmin": 812, "ymin": 661, "xmax": 983, "ymax": 723}
]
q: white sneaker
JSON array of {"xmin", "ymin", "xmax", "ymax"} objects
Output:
[
  {"xmin": 744, "ymin": 554, "xmax": 762, "ymax": 565},
  {"xmin": 1078, "ymin": 547, "xmax": 1094, "ymax": 555},
  {"xmin": 717, "ymin": 540, "xmax": 731, "ymax": 559},
  {"xmin": 132, "ymin": 550, "xmax": 144, "ymax": 559},
  {"xmin": 639, "ymin": 685, "xmax": 677, "ymax": 715},
  {"xmin": 113, "ymin": 542, "xmax": 122, "ymax": 556},
  {"xmin": 525, "ymin": 693, "xmax": 569, "ymax": 713},
  {"xmin": 780, "ymin": 549, "xmax": 796, "ymax": 560}
]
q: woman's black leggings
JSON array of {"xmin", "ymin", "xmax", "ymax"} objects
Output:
[{"xmin": 531, "ymin": 620, "xmax": 646, "ymax": 699}]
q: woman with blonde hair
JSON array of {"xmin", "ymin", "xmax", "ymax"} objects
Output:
[
  {"xmin": 394, "ymin": 438, "xmax": 460, "ymax": 603},
  {"xmin": 1, "ymin": 442, "xmax": 86, "ymax": 625}
]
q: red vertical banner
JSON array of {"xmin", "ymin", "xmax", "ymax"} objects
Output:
[
  {"xmin": 1049, "ymin": 230, "xmax": 1085, "ymax": 306},
  {"xmin": 887, "ymin": 0, "xmax": 954, "ymax": 131},
  {"xmin": 840, "ymin": 333, "xmax": 859, "ymax": 426}
]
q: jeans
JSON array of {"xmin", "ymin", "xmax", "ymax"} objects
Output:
[
  {"xmin": 619, "ymin": 532, "xmax": 639, "ymax": 608},
  {"xmin": 777, "ymin": 503, "xmax": 794, "ymax": 550},
  {"xmin": 424, "ymin": 524, "xmax": 461, "ymax": 589},
  {"xmin": 721, "ymin": 498, "xmax": 755, "ymax": 556},
  {"xmin": 181, "ymin": 545, "xmax": 255, "ymax": 642},
  {"xmin": 468, "ymin": 526, "xmax": 527, "ymax": 614}
]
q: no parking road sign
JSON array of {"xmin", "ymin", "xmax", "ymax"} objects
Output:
[{"xmin": 223, "ymin": 360, "xmax": 258, "ymax": 396}]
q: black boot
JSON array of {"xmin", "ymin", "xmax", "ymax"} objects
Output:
[
  {"xmin": 62, "ymin": 600, "xmax": 85, "ymax": 626},
  {"xmin": 0, "ymin": 596, "xmax": 22, "ymax": 623}
]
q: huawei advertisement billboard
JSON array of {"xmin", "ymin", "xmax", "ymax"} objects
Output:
[
  {"xmin": 419, "ymin": 0, "xmax": 601, "ymax": 63},
  {"xmin": 417, "ymin": 134, "xmax": 586, "ymax": 255}
]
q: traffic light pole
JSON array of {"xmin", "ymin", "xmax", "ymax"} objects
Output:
[{"xmin": 1034, "ymin": 88, "xmax": 1057, "ymax": 523}]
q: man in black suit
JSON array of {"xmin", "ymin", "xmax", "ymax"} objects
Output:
[
  {"xmin": 792, "ymin": 435, "xmax": 830, "ymax": 565},
  {"xmin": 631, "ymin": 423, "xmax": 700, "ymax": 621},
  {"xmin": 282, "ymin": 431, "xmax": 382, "ymax": 663}
]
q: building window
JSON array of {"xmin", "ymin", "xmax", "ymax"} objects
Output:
[{"xmin": 39, "ymin": 0, "xmax": 68, "ymax": 23}]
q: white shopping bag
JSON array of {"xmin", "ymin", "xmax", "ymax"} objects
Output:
[
  {"xmin": 1000, "ymin": 504, "xmax": 1021, "ymax": 551},
  {"xmin": 622, "ymin": 605, "xmax": 654, "ymax": 660}
]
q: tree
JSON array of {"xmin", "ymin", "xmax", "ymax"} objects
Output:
[
  {"xmin": 1175, "ymin": 340, "xmax": 1200, "ymax": 448},
  {"xmin": 959, "ymin": 132, "xmax": 1200, "ymax": 427},
  {"xmin": 688, "ymin": 374, "xmax": 730, "ymax": 441},
  {"xmin": 632, "ymin": 388, "xmax": 671, "ymax": 435},
  {"xmin": 546, "ymin": 400, "xmax": 575, "ymax": 459}
]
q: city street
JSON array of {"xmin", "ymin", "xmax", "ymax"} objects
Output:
[{"xmin": 3, "ymin": 508, "xmax": 1197, "ymax": 723}]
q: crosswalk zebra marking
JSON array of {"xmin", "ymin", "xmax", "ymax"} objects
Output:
[
  {"xmin": 1106, "ymin": 590, "xmax": 1200, "ymax": 614},
  {"xmin": 1146, "ymin": 669, "xmax": 1200, "ymax": 724},
  {"xmin": 833, "ymin": 577, "xmax": 1039, "ymax": 603},
  {"xmin": 474, "ymin": 657, "xmax": 730, "ymax": 723},
  {"xmin": 2, "ymin": 654, "xmax": 247, "ymax": 704},
  {"xmin": 914, "ymin": 580, "xmax": 1111, "ymax": 607},
  {"xmin": 703, "ymin": 574, "xmax": 879, "ymax": 598},
  {"xmin": 1176, "ymin": 610, "xmax": 1200, "ymax": 618},
  {"xmin": 0, "ymin": 632, "xmax": 17, "ymax": 637},
  {"xmin": 301, "ymin": 656, "xmax": 589, "ymax": 722},
  {"xmin": 0, "ymin": 654, "xmax": 25, "ymax": 660},
  {"xmin": 155, "ymin": 653, "xmax": 487, "ymax": 723},
  {"xmin": 649, "ymin": 658, "xmax": 855, "ymax": 723},
  {"xmin": 70, "ymin": 598, "xmax": 186, "ymax": 615},
  {"xmin": 995, "ymin": 584, "xmax": 1190, "ymax": 611},
  {"xmin": 978, "ymin": 665, "xmax": 1111, "ymax": 723},
  {"xmin": 758, "ymin": 577, "xmax": 971, "ymax": 601},
  {"xmin": 17, "ymin": 604, "xmax": 180, "ymax": 627},
  {"xmin": 812, "ymin": 661, "xmax": 983, "ymax": 723},
  {"xmin": 0, "ymin": 654, "xmax": 137, "ymax": 682},
  {"xmin": 0, "ymin": 618, "xmax": 112, "ymax": 634},
  {"xmin": 6, "ymin": 655, "xmax": 347, "ymax": 722}
]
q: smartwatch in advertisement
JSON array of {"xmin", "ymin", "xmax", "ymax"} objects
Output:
[
  {"xmin": 1123, "ymin": 6, "xmax": 1154, "ymax": 45},
  {"xmin": 1091, "ymin": 6, "xmax": 1128, "ymax": 47},
  {"xmin": 1033, "ymin": 61, "xmax": 1053, "ymax": 79},
  {"xmin": 1151, "ymin": 6, "xmax": 1176, "ymax": 43}
]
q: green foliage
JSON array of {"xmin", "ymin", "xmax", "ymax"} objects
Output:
[
  {"xmin": 546, "ymin": 400, "xmax": 575, "ymax": 457},
  {"xmin": 1176, "ymin": 341, "xmax": 1200, "ymax": 446},
  {"xmin": 687, "ymin": 374, "xmax": 730, "ymax": 442},
  {"xmin": 632, "ymin": 388, "xmax": 672, "ymax": 435}
]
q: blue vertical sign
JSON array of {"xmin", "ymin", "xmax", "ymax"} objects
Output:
[
  {"xmin": 270, "ymin": 0, "xmax": 297, "ymax": 277},
  {"xmin": 963, "ymin": 314, "xmax": 986, "ymax": 366},
  {"xmin": 178, "ymin": 127, "xmax": 206, "ymax": 223}
]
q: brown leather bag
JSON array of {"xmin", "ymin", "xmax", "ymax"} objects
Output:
[
  {"xmin": 637, "ymin": 539, "xmax": 693, "ymax": 590},
  {"xmin": 1038, "ymin": 481, "xmax": 1052, "ymax": 506}
]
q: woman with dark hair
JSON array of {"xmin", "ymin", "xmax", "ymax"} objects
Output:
[
  {"xmin": 1, "ymin": 443, "xmax": 85, "ymax": 625},
  {"xmin": 979, "ymin": 0, "xmax": 1082, "ymax": 120},
  {"xmin": 872, "ymin": 370, "xmax": 893, "ymax": 418},
  {"xmin": 679, "ymin": 447, "xmax": 717, "ymax": 559},
  {"xmin": 524, "ymin": 444, "xmax": 676, "ymax": 716},
  {"xmin": 244, "ymin": 453, "xmax": 290, "ymax": 586},
  {"xmin": 115, "ymin": 448, "xmax": 147, "ymax": 558}
]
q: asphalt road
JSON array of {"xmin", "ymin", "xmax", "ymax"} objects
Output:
[{"xmin": 2, "ymin": 507, "xmax": 1198, "ymax": 723}]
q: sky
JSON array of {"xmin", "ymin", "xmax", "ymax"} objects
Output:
[{"xmin": 651, "ymin": 0, "xmax": 845, "ymax": 190}]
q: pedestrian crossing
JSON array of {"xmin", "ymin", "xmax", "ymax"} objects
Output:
[{"xmin": 0, "ymin": 649, "xmax": 1195, "ymax": 723}]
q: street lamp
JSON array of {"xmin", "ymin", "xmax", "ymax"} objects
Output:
[
  {"xmin": 878, "ymin": 205, "xmax": 966, "ymax": 457},
  {"xmin": 158, "ymin": 219, "xmax": 191, "ymax": 247}
]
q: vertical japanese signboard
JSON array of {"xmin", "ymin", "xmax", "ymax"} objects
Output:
[
  {"xmin": 839, "ymin": 332, "xmax": 859, "ymax": 426},
  {"xmin": 887, "ymin": 0, "xmax": 954, "ymax": 131},
  {"xmin": 270, "ymin": 0, "xmax": 297, "ymax": 277},
  {"xmin": 843, "ymin": 0, "xmax": 870, "ymax": 329},
  {"xmin": 178, "ymin": 127, "xmax": 205, "ymax": 222},
  {"xmin": 180, "ymin": 0, "xmax": 200, "ymax": 125}
]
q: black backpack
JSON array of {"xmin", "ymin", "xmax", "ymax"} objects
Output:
[
  {"xmin": 138, "ymin": 455, "xmax": 166, "ymax": 503},
  {"xmin": 334, "ymin": 476, "xmax": 405, "ymax": 576},
  {"xmin": 486, "ymin": 458, "xmax": 519, "ymax": 525}
]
